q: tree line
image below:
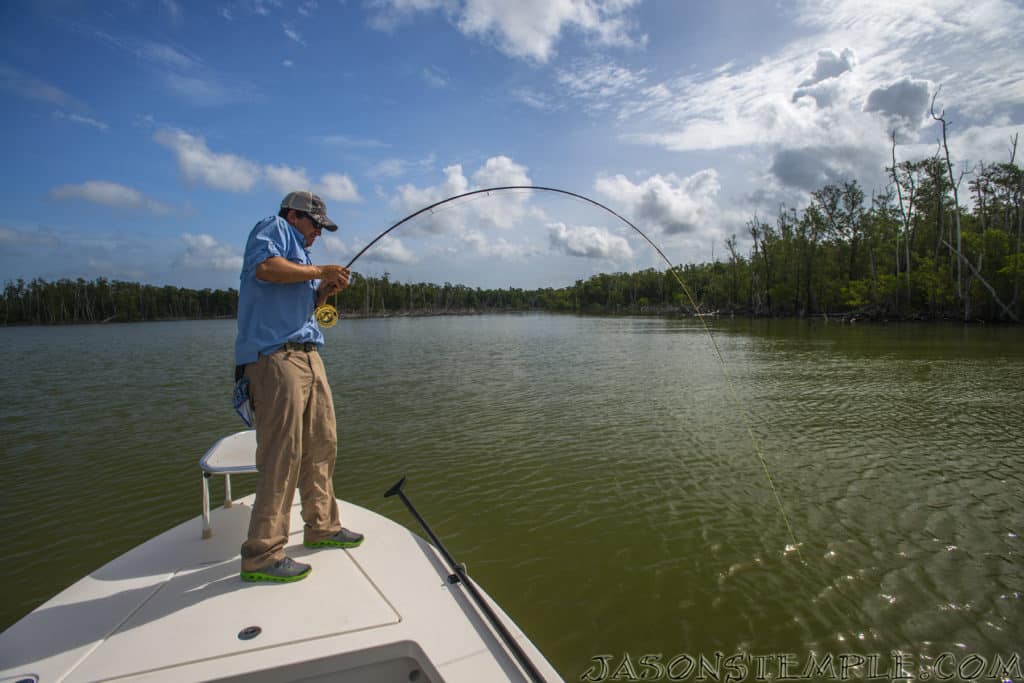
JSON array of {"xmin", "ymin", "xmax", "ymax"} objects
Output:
[
  {"xmin": 1, "ymin": 278, "xmax": 237, "ymax": 324},
  {"xmin": 4, "ymin": 129, "xmax": 1022, "ymax": 324}
]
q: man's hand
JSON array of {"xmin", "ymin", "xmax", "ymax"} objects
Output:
[
  {"xmin": 316, "ymin": 266, "xmax": 350, "ymax": 306},
  {"xmin": 318, "ymin": 265, "xmax": 350, "ymax": 289}
]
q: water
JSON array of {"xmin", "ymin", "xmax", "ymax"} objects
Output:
[{"xmin": 2, "ymin": 315, "xmax": 1022, "ymax": 679}]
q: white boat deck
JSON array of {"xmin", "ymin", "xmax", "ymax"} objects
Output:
[{"xmin": 0, "ymin": 496, "xmax": 562, "ymax": 682}]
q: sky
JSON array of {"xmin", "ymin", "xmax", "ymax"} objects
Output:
[{"xmin": 1, "ymin": 0, "xmax": 1022, "ymax": 291}]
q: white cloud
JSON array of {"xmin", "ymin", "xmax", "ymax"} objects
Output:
[
  {"xmin": 265, "ymin": 166, "xmax": 361, "ymax": 202},
  {"xmin": 368, "ymin": 0, "xmax": 643, "ymax": 62},
  {"xmin": 154, "ymin": 128, "xmax": 261, "ymax": 192},
  {"xmin": 265, "ymin": 164, "xmax": 312, "ymax": 193},
  {"xmin": 390, "ymin": 156, "xmax": 544, "ymax": 259},
  {"xmin": 769, "ymin": 145, "xmax": 886, "ymax": 192},
  {"xmin": 799, "ymin": 48, "xmax": 856, "ymax": 87},
  {"xmin": 50, "ymin": 180, "xmax": 172, "ymax": 214},
  {"xmin": 548, "ymin": 222, "xmax": 632, "ymax": 260},
  {"xmin": 555, "ymin": 57, "xmax": 648, "ymax": 112},
  {"xmin": 394, "ymin": 163, "xmax": 471, "ymax": 233},
  {"xmin": 179, "ymin": 233, "xmax": 243, "ymax": 272},
  {"xmin": 283, "ymin": 25, "xmax": 306, "ymax": 44},
  {"xmin": 462, "ymin": 230, "xmax": 539, "ymax": 260},
  {"xmin": 595, "ymin": 171, "xmax": 722, "ymax": 236},
  {"xmin": 282, "ymin": 59, "xmax": 294, "ymax": 68},
  {"xmin": 53, "ymin": 111, "xmax": 109, "ymax": 131},
  {"xmin": 863, "ymin": 77, "xmax": 933, "ymax": 134},
  {"xmin": 298, "ymin": 0, "xmax": 319, "ymax": 17},
  {"xmin": 364, "ymin": 236, "xmax": 417, "ymax": 264},
  {"xmin": 318, "ymin": 173, "xmax": 361, "ymax": 202},
  {"xmin": 322, "ymin": 233, "xmax": 416, "ymax": 264},
  {"xmin": 598, "ymin": 0, "xmax": 1023, "ymax": 186}
]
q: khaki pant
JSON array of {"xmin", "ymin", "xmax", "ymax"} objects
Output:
[{"xmin": 240, "ymin": 348, "xmax": 342, "ymax": 572}]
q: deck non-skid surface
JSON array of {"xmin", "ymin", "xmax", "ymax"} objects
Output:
[{"xmin": 1, "ymin": 496, "xmax": 559, "ymax": 682}]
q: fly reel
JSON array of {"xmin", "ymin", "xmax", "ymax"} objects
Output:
[{"xmin": 314, "ymin": 304, "xmax": 339, "ymax": 328}]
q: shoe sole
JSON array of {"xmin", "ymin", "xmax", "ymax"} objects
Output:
[
  {"xmin": 240, "ymin": 567, "xmax": 311, "ymax": 583},
  {"xmin": 304, "ymin": 538, "xmax": 364, "ymax": 549}
]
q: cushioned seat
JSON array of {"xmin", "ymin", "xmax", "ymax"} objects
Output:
[{"xmin": 199, "ymin": 430, "xmax": 257, "ymax": 538}]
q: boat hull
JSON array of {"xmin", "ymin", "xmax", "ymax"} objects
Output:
[{"xmin": 0, "ymin": 495, "xmax": 562, "ymax": 682}]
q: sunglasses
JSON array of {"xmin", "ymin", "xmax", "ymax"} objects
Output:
[{"xmin": 299, "ymin": 212, "xmax": 323, "ymax": 230}]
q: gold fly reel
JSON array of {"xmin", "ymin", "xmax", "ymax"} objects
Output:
[{"xmin": 314, "ymin": 304, "xmax": 339, "ymax": 328}]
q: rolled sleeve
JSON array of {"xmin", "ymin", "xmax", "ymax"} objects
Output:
[{"xmin": 242, "ymin": 217, "xmax": 288, "ymax": 275}]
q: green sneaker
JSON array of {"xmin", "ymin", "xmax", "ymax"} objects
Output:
[
  {"xmin": 305, "ymin": 527, "xmax": 364, "ymax": 549},
  {"xmin": 240, "ymin": 556, "xmax": 312, "ymax": 583}
]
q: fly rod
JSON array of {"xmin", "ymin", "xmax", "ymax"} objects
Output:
[{"xmin": 384, "ymin": 476, "xmax": 548, "ymax": 683}]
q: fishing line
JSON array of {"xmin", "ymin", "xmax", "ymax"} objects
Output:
[{"xmin": 316, "ymin": 185, "xmax": 804, "ymax": 563}]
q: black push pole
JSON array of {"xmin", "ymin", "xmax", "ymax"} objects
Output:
[{"xmin": 384, "ymin": 477, "xmax": 548, "ymax": 683}]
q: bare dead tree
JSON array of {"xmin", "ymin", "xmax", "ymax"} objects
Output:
[
  {"xmin": 1011, "ymin": 134, "xmax": 1022, "ymax": 310},
  {"xmin": 890, "ymin": 130, "xmax": 915, "ymax": 304},
  {"xmin": 931, "ymin": 86, "xmax": 967, "ymax": 308}
]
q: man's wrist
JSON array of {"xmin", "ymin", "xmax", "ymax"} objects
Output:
[{"xmin": 311, "ymin": 265, "xmax": 322, "ymax": 281}]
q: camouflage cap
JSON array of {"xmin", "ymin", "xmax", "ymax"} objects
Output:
[{"xmin": 280, "ymin": 191, "xmax": 338, "ymax": 232}]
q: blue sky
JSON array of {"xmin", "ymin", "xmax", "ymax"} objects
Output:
[{"xmin": 2, "ymin": 0, "xmax": 1022, "ymax": 290}]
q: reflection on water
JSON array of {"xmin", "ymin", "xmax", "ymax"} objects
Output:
[{"xmin": 2, "ymin": 315, "xmax": 1022, "ymax": 677}]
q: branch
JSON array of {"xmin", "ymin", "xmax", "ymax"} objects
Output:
[{"xmin": 942, "ymin": 239, "xmax": 1019, "ymax": 322}]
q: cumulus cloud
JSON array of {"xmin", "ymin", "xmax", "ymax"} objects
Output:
[
  {"xmin": 265, "ymin": 166, "xmax": 360, "ymax": 201},
  {"xmin": 154, "ymin": 128, "xmax": 261, "ymax": 192},
  {"xmin": 769, "ymin": 145, "xmax": 886, "ymax": 191},
  {"xmin": 390, "ymin": 156, "xmax": 541, "ymax": 259},
  {"xmin": 179, "ymin": 233, "xmax": 243, "ymax": 272},
  {"xmin": 365, "ymin": 236, "xmax": 417, "ymax": 264},
  {"xmin": 393, "ymin": 164, "xmax": 471, "ymax": 234},
  {"xmin": 50, "ymin": 180, "xmax": 172, "ymax": 214},
  {"xmin": 265, "ymin": 164, "xmax": 311, "ymax": 193},
  {"xmin": 863, "ymin": 77, "xmax": 932, "ymax": 134},
  {"xmin": 322, "ymin": 234, "xmax": 416, "ymax": 264},
  {"xmin": 368, "ymin": 0, "xmax": 643, "ymax": 62},
  {"xmin": 548, "ymin": 222, "xmax": 632, "ymax": 260},
  {"xmin": 595, "ymin": 171, "xmax": 722, "ymax": 235},
  {"xmin": 799, "ymin": 48, "xmax": 856, "ymax": 87},
  {"xmin": 600, "ymin": 0, "xmax": 1023, "ymax": 194},
  {"xmin": 318, "ymin": 173, "xmax": 361, "ymax": 202}
]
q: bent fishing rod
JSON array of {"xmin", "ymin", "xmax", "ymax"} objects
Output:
[{"xmin": 314, "ymin": 185, "xmax": 804, "ymax": 565}]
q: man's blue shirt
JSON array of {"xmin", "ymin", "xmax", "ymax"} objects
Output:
[{"xmin": 235, "ymin": 216, "xmax": 324, "ymax": 365}]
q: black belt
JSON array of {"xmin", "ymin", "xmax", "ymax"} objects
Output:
[{"xmin": 281, "ymin": 341, "xmax": 317, "ymax": 352}]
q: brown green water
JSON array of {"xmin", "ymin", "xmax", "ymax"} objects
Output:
[{"xmin": 2, "ymin": 315, "xmax": 1022, "ymax": 680}]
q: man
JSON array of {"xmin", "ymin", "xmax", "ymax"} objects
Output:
[{"xmin": 235, "ymin": 190, "xmax": 364, "ymax": 583}]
